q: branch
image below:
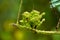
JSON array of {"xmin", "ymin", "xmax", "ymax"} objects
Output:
[
  {"xmin": 11, "ymin": 23, "xmax": 60, "ymax": 34},
  {"xmin": 17, "ymin": 0, "xmax": 23, "ymax": 24}
]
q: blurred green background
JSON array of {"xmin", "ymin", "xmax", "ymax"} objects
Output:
[{"xmin": 0, "ymin": 0, "xmax": 60, "ymax": 40}]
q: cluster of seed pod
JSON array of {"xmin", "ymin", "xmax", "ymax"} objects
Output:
[{"xmin": 20, "ymin": 10, "xmax": 45, "ymax": 29}]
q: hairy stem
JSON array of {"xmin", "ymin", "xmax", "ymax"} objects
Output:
[{"xmin": 12, "ymin": 23, "xmax": 60, "ymax": 34}]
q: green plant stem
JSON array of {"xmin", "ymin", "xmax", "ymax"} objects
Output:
[
  {"xmin": 12, "ymin": 23, "xmax": 60, "ymax": 34},
  {"xmin": 17, "ymin": 0, "xmax": 23, "ymax": 24}
]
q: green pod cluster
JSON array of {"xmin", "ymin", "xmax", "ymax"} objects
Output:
[{"xmin": 19, "ymin": 10, "xmax": 45, "ymax": 29}]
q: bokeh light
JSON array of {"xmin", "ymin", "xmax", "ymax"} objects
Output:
[
  {"xmin": 3, "ymin": 20, "xmax": 15, "ymax": 31},
  {"xmin": 14, "ymin": 30, "xmax": 24, "ymax": 40}
]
